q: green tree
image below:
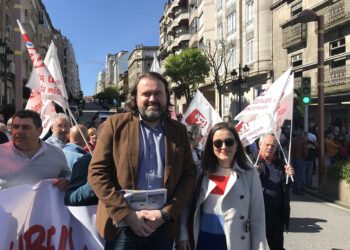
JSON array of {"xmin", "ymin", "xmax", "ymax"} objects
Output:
[
  {"xmin": 164, "ymin": 48, "xmax": 209, "ymax": 104},
  {"xmin": 93, "ymin": 86, "xmax": 120, "ymax": 105}
]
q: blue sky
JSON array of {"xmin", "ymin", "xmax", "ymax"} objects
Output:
[{"xmin": 42, "ymin": 0, "xmax": 167, "ymax": 96}]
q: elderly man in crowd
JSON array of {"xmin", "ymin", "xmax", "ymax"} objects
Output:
[
  {"xmin": 0, "ymin": 110, "xmax": 70, "ymax": 190},
  {"xmin": 46, "ymin": 113, "xmax": 70, "ymax": 148},
  {"xmin": 256, "ymin": 133, "xmax": 294, "ymax": 250}
]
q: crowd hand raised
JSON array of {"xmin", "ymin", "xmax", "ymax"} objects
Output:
[
  {"xmin": 176, "ymin": 240, "xmax": 192, "ymax": 250},
  {"xmin": 143, "ymin": 209, "xmax": 164, "ymax": 230},
  {"xmin": 52, "ymin": 178, "xmax": 70, "ymax": 191},
  {"xmin": 125, "ymin": 210, "xmax": 155, "ymax": 237}
]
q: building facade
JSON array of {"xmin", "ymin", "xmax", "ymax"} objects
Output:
[
  {"xmin": 96, "ymin": 70, "xmax": 106, "ymax": 94},
  {"xmin": 272, "ymin": 0, "xmax": 350, "ymax": 128},
  {"xmin": 128, "ymin": 45, "xmax": 159, "ymax": 87},
  {"xmin": 63, "ymin": 36, "xmax": 81, "ymax": 100},
  {"xmin": 0, "ymin": 0, "xmax": 80, "ymax": 115},
  {"xmin": 159, "ymin": 0, "xmax": 190, "ymax": 63}
]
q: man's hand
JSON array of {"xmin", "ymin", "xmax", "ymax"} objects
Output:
[
  {"xmin": 125, "ymin": 210, "xmax": 155, "ymax": 237},
  {"xmin": 52, "ymin": 178, "xmax": 70, "ymax": 191},
  {"xmin": 143, "ymin": 210, "xmax": 164, "ymax": 230},
  {"xmin": 284, "ymin": 164, "xmax": 294, "ymax": 176}
]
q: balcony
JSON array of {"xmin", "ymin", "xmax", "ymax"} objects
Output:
[
  {"xmin": 282, "ymin": 23, "xmax": 307, "ymax": 49},
  {"xmin": 168, "ymin": 8, "xmax": 189, "ymax": 32},
  {"xmin": 168, "ymin": 30, "xmax": 190, "ymax": 51},
  {"xmin": 322, "ymin": 0, "xmax": 350, "ymax": 31},
  {"xmin": 323, "ymin": 65, "xmax": 350, "ymax": 94}
]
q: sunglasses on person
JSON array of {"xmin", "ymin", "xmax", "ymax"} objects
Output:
[{"xmin": 213, "ymin": 138, "xmax": 235, "ymax": 148}]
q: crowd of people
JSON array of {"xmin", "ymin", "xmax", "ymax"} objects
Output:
[{"xmin": 0, "ymin": 71, "xmax": 305, "ymax": 250}]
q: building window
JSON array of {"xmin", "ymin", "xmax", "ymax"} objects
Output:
[
  {"xmin": 330, "ymin": 38, "xmax": 345, "ymax": 56},
  {"xmin": 228, "ymin": 46, "xmax": 236, "ymax": 71},
  {"xmin": 218, "ymin": 56, "xmax": 224, "ymax": 75},
  {"xmin": 198, "ymin": 12, "xmax": 204, "ymax": 29},
  {"xmin": 217, "ymin": 23, "xmax": 223, "ymax": 40},
  {"xmin": 291, "ymin": 1, "xmax": 302, "ymax": 17},
  {"xmin": 246, "ymin": 0, "xmax": 254, "ymax": 25},
  {"xmin": 246, "ymin": 39, "xmax": 253, "ymax": 63},
  {"xmin": 226, "ymin": 12, "xmax": 236, "ymax": 36},
  {"xmin": 38, "ymin": 11, "xmax": 44, "ymax": 25},
  {"xmin": 291, "ymin": 53, "xmax": 302, "ymax": 67},
  {"xmin": 190, "ymin": 18, "xmax": 198, "ymax": 34},
  {"xmin": 217, "ymin": 0, "xmax": 222, "ymax": 10},
  {"xmin": 223, "ymin": 93, "xmax": 230, "ymax": 116}
]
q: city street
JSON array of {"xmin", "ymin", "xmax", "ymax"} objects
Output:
[{"xmin": 284, "ymin": 193, "xmax": 350, "ymax": 250}]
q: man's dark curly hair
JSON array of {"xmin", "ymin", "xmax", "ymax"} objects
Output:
[
  {"xmin": 125, "ymin": 72, "xmax": 172, "ymax": 118},
  {"xmin": 12, "ymin": 110, "xmax": 42, "ymax": 128}
]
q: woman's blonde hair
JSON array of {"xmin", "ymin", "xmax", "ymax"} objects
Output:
[{"xmin": 88, "ymin": 127, "xmax": 97, "ymax": 136}]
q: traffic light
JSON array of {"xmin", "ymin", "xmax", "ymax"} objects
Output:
[{"xmin": 300, "ymin": 77, "xmax": 311, "ymax": 105}]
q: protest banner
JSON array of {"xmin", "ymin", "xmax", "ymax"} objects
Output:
[
  {"xmin": 234, "ymin": 68, "xmax": 294, "ymax": 146},
  {"xmin": 0, "ymin": 180, "xmax": 103, "ymax": 250},
  {"xmin": 24, "ymin": 40, "xmax": 71, "ymax": 138},
  {"xmin": 182, "ymin": 90, "xmax": 223, "ymax": 148},
  {"xmin": 17, "ymin": 20, "xmax": 67, "ymax": 110}
]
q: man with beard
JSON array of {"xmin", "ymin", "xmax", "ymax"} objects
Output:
[
  {"xmin": 256, "ymin": 134, "xmax": 294, "ymax": 250},
  {"xmin": 88, "ymin": 72, "xmax": 196, "ymax": 250},
  {"xmin": 0, "ymin": 110, "xmax": 70, "ymax": 190}
]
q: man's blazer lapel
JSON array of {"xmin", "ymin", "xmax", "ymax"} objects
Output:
[{"xmin": 127, "ymin": 115, "xmax": 140, "ymax": 188}]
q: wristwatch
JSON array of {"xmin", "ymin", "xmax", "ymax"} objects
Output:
[{"xmin": 160, "ymin": 208, "xmax": 173, "ymax": 223}]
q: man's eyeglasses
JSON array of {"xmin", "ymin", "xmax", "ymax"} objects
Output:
[{"xmin": 213, "ymin": 138, "xmax": 235, "ymax": 148}]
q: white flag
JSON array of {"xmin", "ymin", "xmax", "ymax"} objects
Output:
[
  {"xmin": 26, "ymin": 41, "xmax": 68, "ymax": 100},
  {"xmin": 25, "ymin": 91, "xmax": 56, "ymax": 138},
  {"xmin": 24, "ymin": 41, "xmax": 71, "ymax": 138},
  {"xmin": 17, "ymin": 20, "xmax": 68, "ymax": 110},
  {"xmin": 150, "ymin": 53, "xmax": 161, "ymax": 73},
  {"xmin": 182, "ymin": 90, "xmax": 223, "ymax": 148},
  {"xmin": 234, "ymin": 68, "xmax": 294, "ymax": 146}
]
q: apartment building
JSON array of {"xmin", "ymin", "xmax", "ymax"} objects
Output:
[
  {"xmin": 96, "ymin": 70, "xmax": 106, "ymax": 93},
  {"xmin": 0, "ymin": 0, "xmax": 80, "ymax": 112},
  {"xmin": 272, "ymin": 0, "xmax": 350, "ymax": 126},
  {"xmin": 0, "ymin": 0, "xmax": 15, "ymax": 109},
  {"xmin": 114, "ymin": 51, "xmax": 129, "ymax": 90},
  {"xmin": 211, "ymin": 0, "xmax": 273, "ymax": 118},
  {"xmin": 63, "ymin": 36, "xmax": 81, "ymax": 100},
  {"xmin": 158, "ymin": 0, "xmax": 273, "ymax": 118},
  {"xmin": 159, "ymin": 0, "xmax": 190, "ymax": 63},
  {"xmin": 128, "ymin": 45, "xmax": 159, "ymax": 87},
  {"xmin": 188, "ymin": 0, "xmax": 216, "ymax": 111}
]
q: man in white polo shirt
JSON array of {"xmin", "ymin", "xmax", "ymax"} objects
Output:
[{"xmin": 0, "ymin": 110, "xmax": 71, "ymax": 190}]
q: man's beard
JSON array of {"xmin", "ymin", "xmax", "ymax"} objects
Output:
[{"xmin": 139, "ymin": 104, "xmax": 167, "ymax": 122}]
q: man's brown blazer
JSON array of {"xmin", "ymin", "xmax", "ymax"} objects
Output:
[{"xmin": 88, "ymin": 112, "xmax": 196, "ymax": 241}]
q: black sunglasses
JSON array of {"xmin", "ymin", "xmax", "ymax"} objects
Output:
[{"xmin": 213, "ymin": 138, "xmax": 235, "ymax": 148}]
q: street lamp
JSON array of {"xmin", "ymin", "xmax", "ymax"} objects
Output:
[
  {"xmin": 231, "ymin": 64, "xmax": 250, "ymax": 112},
  {"xmin": 294, "ymin": 9, "xmax": 325, "ymax": 186},
  {"xmin": 0, "ymin": 38, "xmax": 14, "ymax": 110}
]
